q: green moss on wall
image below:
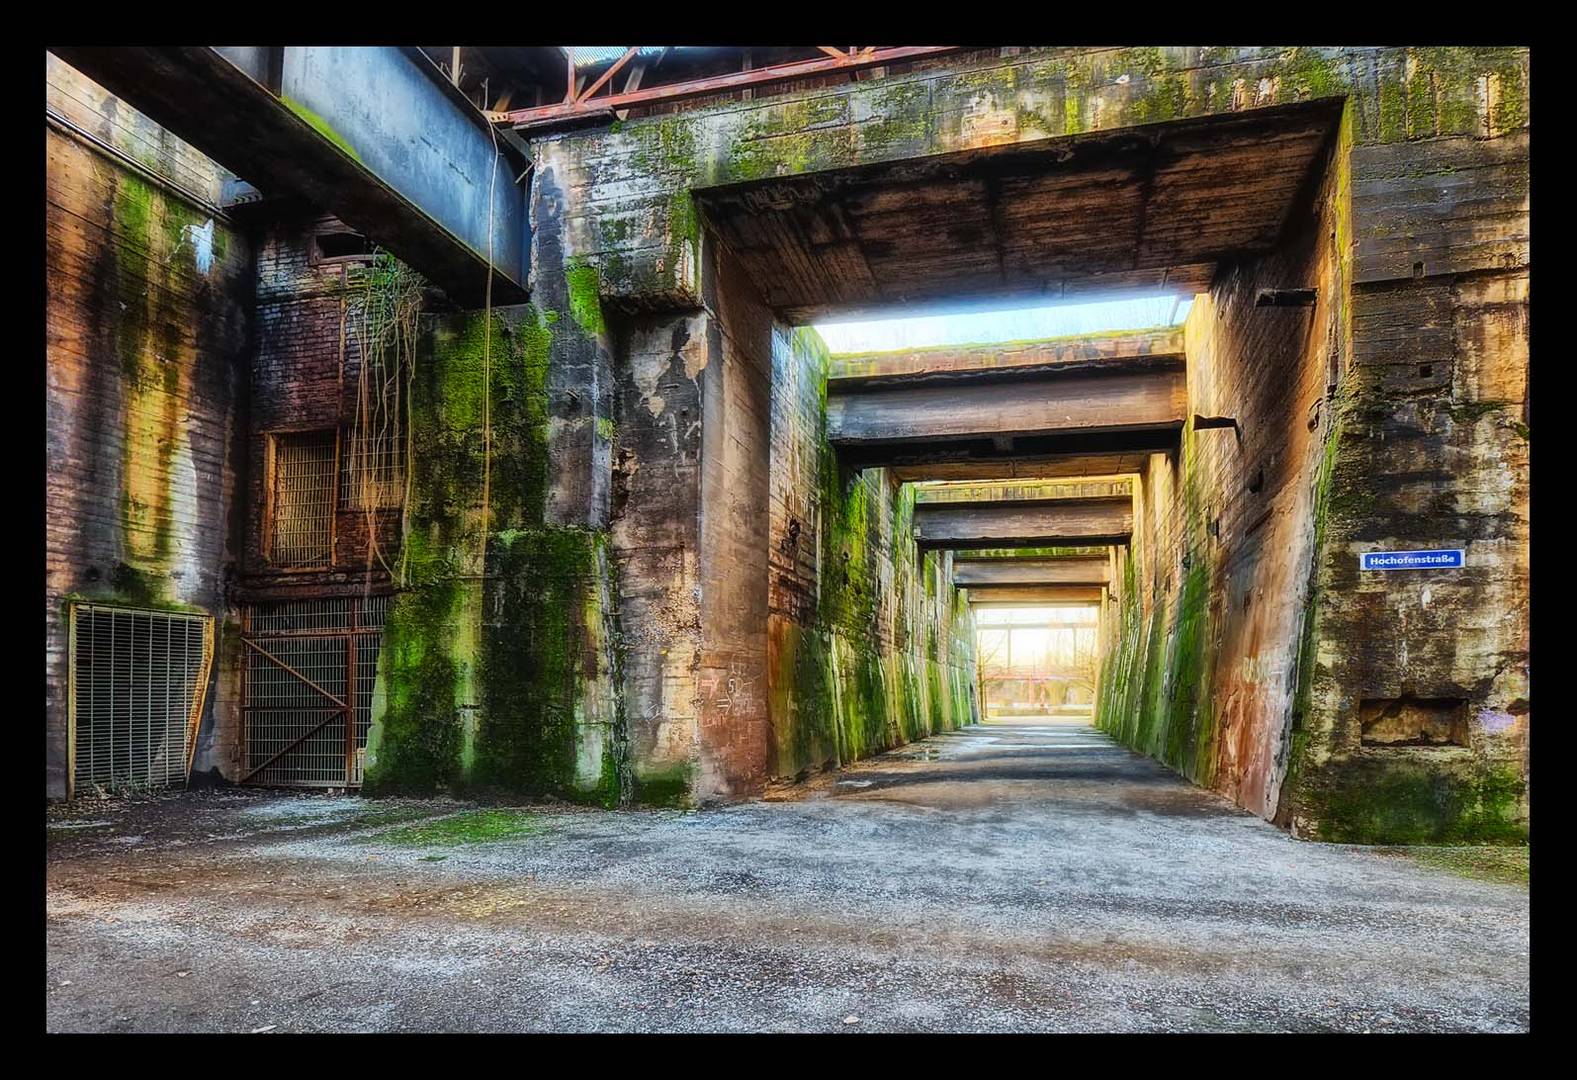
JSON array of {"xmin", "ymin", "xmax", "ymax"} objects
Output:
[
  {"xmin": 361, "ymin": 574, "xmax": 466, "ymax": 795},
  {"xmin": 564, "ymin": 259, "xmax": 606, "ymax": 339},
  {"xmin": 281, "ymin": 96, "xmax": 364, "ymax": 163},
  {"xmin": 1299, "ymin": 758, "xmax": 1527, "ymax": 844},
  {"xmin": 632, "ymin": 762, "xmax": 693, "ymax": 808},
  {"xmin": 365, "ymin": 303, "xmax": 620, "ymax": 800},
  {"xmin": 469, "ymin": 526, "xmax": 602, "ymax": 796},
  {"xmin": 770, "ymin": 325, "xmax": 978, "ymax": 782}
]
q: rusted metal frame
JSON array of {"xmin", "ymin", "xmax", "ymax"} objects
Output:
[
  {"xmin": 498, "ymin": 47, "xmax": 961, "ymax": 128},
  {"xmin": 245, "ymin": 626, "xmax": 382, "ymax": 639},
  {"xmin": 262, "ymin": 434, "xmax": 278, "ymax": 565},
  {"xmin": 329, "ymin": 426, "xmax": 342, "ymax": 568},
  {"xmin": 241, "ymin": 637, "xmax": 350, "ymax": 710},
  {"xmin": 577, "ymin": 47, "xmax": 639, "ymax": 104},
  {"xmin": 183, "ymin": 618, "xmax": 217, "ymax": 783},
  {"xmin": 66, "ymin": 604, "xmax": 78, "ymax": 801},
  {"xmin": 344, "ymin": 629, "xmax": 358, "ymax": 782},
  {"xmin": 239, "ymin": 706, "xmax": 349, "ymax": 784},
  {"xmin": 815, "ymin": 46, "xmax": 851, "ymax": 62}
]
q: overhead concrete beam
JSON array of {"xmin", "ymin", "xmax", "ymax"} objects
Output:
[
  {"xmin": 830, "ymin": 356, "xmax": 1184, "ymax": 442},
  {"xmin": 954, "ymin": 557, "xmax": 1111, "ymax": 587},
  {"xmin": 51, "ymin": 46, "xmax": 527, "ymax": 305},
  {"xmin": 915, "ymin": 496, "xmax": 1132, "ymax": 550},
  {"xmin": 968, "ymin": 585, "xmax": 1106, "ymax": 606},
  {"xmin": 890, "ymin": 452, "xmax": 1154, "ymax": 483},
  {"xmin": 915, "ymin": 478, "xmax": 1131, "ymax": 505},
  {"xmin": 829, "ymin": 327, "xmax": 1184, "ymax": 382},
  {"xmin": 827, "ymin": 346, "xmax": 1185, "ymax": 468}
]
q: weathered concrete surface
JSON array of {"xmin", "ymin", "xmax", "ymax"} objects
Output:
[
  {"xmin": 914, "ymin": 495, "xmax": 1133, "ymax": 550},
  {"xmin": 767, "ymin": 325, "xmax": 977, "ymax": 785},
  {"xmin": 532, "ymin": 44, "xmax": 1530, "ymax": 838},
  {"xmin": 46, "ymin": 721, "xmax": 1527, "ymax": 1033},
  {"xmin": 53, "ymin": 46, "xmax": 527, "ymax": 302},
  {"xmin": 45, "ymin": 57, "xmax": 252, "ymax": 798}
]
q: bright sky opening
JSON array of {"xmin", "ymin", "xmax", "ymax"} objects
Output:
[{"xmin": 814, "ymin": 295, "xmax": 1194, "ymax": 354}]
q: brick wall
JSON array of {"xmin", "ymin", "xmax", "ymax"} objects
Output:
[
  {"xmin": 45, "ymin": 58, "xmax": 251, "ymax": 797},
  {"xmin": 242, "ymin": 218, "xmax": 405, "ymax": 594}
]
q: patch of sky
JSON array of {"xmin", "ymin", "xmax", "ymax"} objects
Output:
[{"xmin": 814, "ymin": 294, "xmax": 1192, "ymax": 354}]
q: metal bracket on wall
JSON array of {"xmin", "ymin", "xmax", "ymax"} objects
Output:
[
  {"xmin": 1255, "ymin": 288, "xmax": 1317, "ymax": 308},
  {"xmin": 1193, "ymin": 414, "xmax": 1242, "ymax": 446}
]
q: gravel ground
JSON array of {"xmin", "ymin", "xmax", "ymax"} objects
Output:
[{"xmin": 44, "ymin": 719, "xmax": 1529, "ymax": 1033}]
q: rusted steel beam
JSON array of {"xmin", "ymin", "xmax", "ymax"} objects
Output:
[
  {"xmin": 816, "ymin": 46, "xmax": 851, "ymax": 62},
  {"xmin": 497, "ymin": 46, "xmax": 960, "ymax": 128},
  {"xmin": 578, "ymin": 46, "xmax": 639, "ymax": 103}
]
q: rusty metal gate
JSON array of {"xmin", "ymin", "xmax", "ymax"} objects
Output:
[{"xmin": 241, "ymin": 595, "xmax": 387, "ymax": 788}]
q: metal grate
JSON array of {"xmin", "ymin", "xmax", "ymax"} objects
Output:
[
  {"xmin": 241, "ymin": 596, "xmax": 387, "ymax": 788},
  {"xmin": 338, "ymin": 429, "xmax": 406, "ymax": 510},
  {"xmin": 272, "ymin": 431, "xmax": 337, "ymax": 567},
  {"xmin": 71, "ymin": 605, "xmax": 212, "ymax": 794}
]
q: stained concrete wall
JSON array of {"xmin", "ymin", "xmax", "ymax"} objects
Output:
[
  {"xmin": 1097, "ymin": 118, "xmax": 1348, "ymax": 819},
  {"xmin": 1099, "ymin": 98, "xmax": 1529, "ymax": 842},
  {"xmin": 45, "ymin": 57, "xmax": 253, "ymax": 797},
  {"xmin": 528, "ymin": 45, "xmax": 1528, "ymax": 834},
  {"xmin": 603, "ymin": 235, "xmax": 976, "ymax": 803},
  {"xmin": 359, "ymin": 304, "xmax": 623, "ymax": 803},
  {"xmin": 768, "ymin": 329, "xmax": 979, "ymax": 782}
]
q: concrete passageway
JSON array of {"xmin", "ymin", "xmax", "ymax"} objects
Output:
[{"xmin": 47, "ymin": 720, "xmax": 1528, "ymax": 1033}]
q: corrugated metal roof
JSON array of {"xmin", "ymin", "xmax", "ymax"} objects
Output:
[{"xmin": 565, "ymin": 46, "xmax": 673, "ymax": 67}]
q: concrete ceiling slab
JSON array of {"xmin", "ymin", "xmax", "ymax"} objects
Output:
[{"xmin": 694, "ymin": 99, "xmax": 1343, "ymax": 321}]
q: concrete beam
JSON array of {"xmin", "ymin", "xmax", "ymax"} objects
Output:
[
  {"xmin": 829, "ymin": 327, "xmax": 1184, "ymax": 382},
  {"xmin": 968, "ymin": 585, "xmax": 1106, "ymax": 606},
  {"xmin": 914, "ymin": 496, "xmax": 1132, "ymax": 550},
  {"xmin": 828, "ymin": 355, "xmax": 1185, "ymax": 469},
  {"xmin": 954, "ymin": 557, "xmax": 1111, "ymax": 587},
  {"xmin": 915, "ymin": 478, "xmax": 1131, "ymax": 505},
  {"xmin": 52, "ymin": 46, "xmax": 527, "ymax": 305},
  {"xmin": 890, "ymin": 452, "xmax": 1154, "ymax": 483}
]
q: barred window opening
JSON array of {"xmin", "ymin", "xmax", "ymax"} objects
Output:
[
  {"xmin": 339, "ymin": 429, "xmax": 406, "ymax": 510},
  {"xmin": 271, "ymin": 431, "xmax": 337, "ymax": 568}
]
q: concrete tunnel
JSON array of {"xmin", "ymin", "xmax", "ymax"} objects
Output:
[{"xmin": 45, "ymin": 46, "xmax": 1529, "ymax": 847}]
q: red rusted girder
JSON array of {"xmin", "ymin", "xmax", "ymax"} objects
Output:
[
  {"xmin": 494, "ymin": 46, "xmax": 962, "ymax": 129},
  {"xmin": 576, "ymin": 46, "xmax": 640, "ymax": 104}
]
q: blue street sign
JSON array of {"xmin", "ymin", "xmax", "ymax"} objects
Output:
[{"xmin": 1359, "ymin": 549, "xmax": 1465, "ymax": 571}]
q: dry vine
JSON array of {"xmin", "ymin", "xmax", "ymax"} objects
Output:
[{"xmin": 345, "ymin": 250, "xmax": 424, "ymax": 590}]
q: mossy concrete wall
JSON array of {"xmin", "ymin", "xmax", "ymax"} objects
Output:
[
  {"xmin": 768, "ymin": 327, "xmax": 978, "ymax": 780},
  {"xmin": 1095, "ymin": 91, "xmax": 1528, "ymax": 843},
  {"xmin": 361, "ymin": 306, "xmax": 622, "ymax": 804},
  {"xmin": 1096, "ymin": 116, "xmax": 1350, "ymax": 814},
  {"xmin": 45, "ymin": 57, "xmax": 252, "ymax": 798},
  {"xmin": 511, "ymin": 45, "xmax": 1529, "ymax": 825},
  {"xmin": 530, "ymin": 46, "xmax": 1526, "ymax": 314}
]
